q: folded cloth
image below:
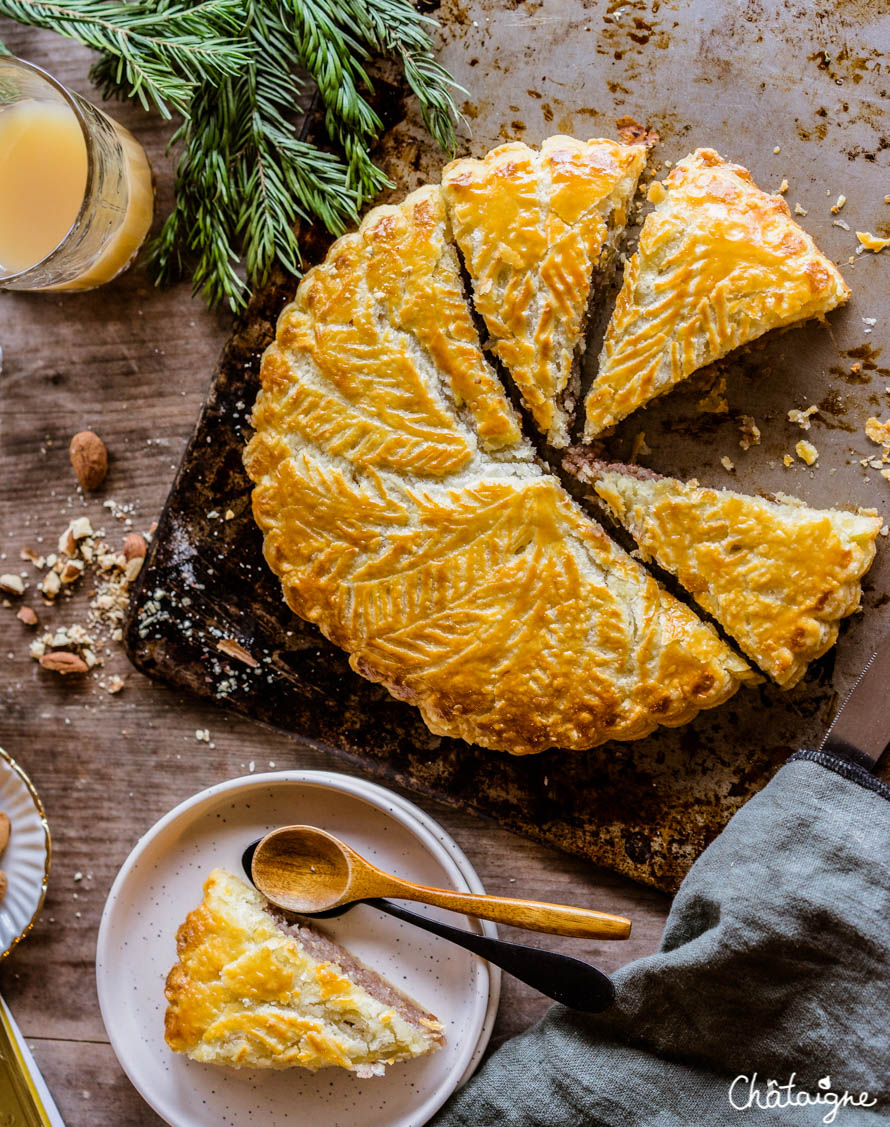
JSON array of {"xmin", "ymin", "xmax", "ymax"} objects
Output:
[{"xmin": 431, "ymin": 751, "xmax": 890, "ymax": 1126}]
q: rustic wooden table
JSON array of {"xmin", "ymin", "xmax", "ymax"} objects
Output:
[{"xmin": 0, "ymin": 26, "xmax": 669, "ymax": 1127}]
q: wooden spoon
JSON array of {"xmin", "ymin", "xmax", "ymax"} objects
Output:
[{"xmin": 251, "ymin": 825, "xmax": 631, "ymax": 940}]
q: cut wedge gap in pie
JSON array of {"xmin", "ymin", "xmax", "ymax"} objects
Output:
[
  {"xmin": 583, "ymin": 148, "xmax": 851, "ymax": 441},
  {"xmin": 164, "ymin": 869, "xmax": 444, "ymax": 1074},
  {"xmin": 244, "ymin": 178, "xmax": 758, "ymax": 755},
  {"xmin": 442, "ymin": 135, "xmax": 648, "ymax": 449},
  {"xmin": 569, "ymin": 459, "xmax": 881, "ymax": 688}
]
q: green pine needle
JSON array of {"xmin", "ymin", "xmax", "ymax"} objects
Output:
[
  {"xmin": 0, "ymin": 0, "xmax": 249, "ymax": 116},
  {"xmin": 0, "ymin": 0, "xmax": 465, "ymax": 309}
]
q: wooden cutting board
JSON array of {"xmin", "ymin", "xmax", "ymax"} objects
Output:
[{"xmin": 125, "ymin": 0, "xmax": 890, "ymax": 892}]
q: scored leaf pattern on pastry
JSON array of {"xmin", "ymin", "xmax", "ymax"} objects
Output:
[
  {"xmin": 443, "ymin": 137, "xmax": 646, "ymax": 447},
  {"xmin": 164, "ymin": 869, "xmax": 443, "ymax": 1072},
  {"xmin": 583, "ymin": 148, "xmax": 850, "ymax": 440},
  {"xmin": 245, "ymin": 178, "xmax": 757, "ymax": 754},
  {"xmin": 591, "ymin": 467, "xmax": 881, "ymax": 688}
]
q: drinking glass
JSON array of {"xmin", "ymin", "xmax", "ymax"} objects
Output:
[{"xmin": 0, "ymin": 56, "xmax": 155, "ymax": 291}]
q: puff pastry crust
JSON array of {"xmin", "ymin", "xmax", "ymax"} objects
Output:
[
  {"xmin": 244, "ymin": 180, "xmax": 756, "ymax": 755},
  {"xmin": 164, "ymin": 869, "xmax": 444, "ymax": 1074},
  {"xmin": 442, "ymin": 137, "xmax": 646, "ymax": 447},
  {"xmin": 586, "ymin": 464, "xmax": 881, "ymax": 688},
  {"xmin": 583, "ymin": 149, "xmax": 850, "ymax": 440}
]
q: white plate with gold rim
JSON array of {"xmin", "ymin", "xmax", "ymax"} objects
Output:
[
  {"xmin": 96, "ymin": 770, "xmax": 500, "ymax": 1127},
  {"xmin": 0, "ymin": 747, "xmax": 51, "ymax": 961}
]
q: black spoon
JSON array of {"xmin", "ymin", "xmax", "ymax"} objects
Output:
[{"xmin": 241, "ymin": 840, "xmax": 614, "ymax": 1012}]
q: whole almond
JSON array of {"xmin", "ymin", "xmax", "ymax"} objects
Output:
[
  {"xmin": 0, "ymin": 870, "xmax": 7, "ymax": 905},
  {"xmin": 39, "ymin": 651, "xmax": 89, "ymax": 675},
  {"xmin": 0, "ymin": 812, "xmax": 9, "ymax": 855},
  {"xmin": 122, "ymin": 533, "xmax": 147, "ymax": 561},
  {"xmin": 16, "ymin": 606, "xmax": 38, "ymax": 627},
  {"xmin": 69, "ymin": 431, "xmax": 108, "ymax": 491}
]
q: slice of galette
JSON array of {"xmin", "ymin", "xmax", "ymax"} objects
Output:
[
  {"xmin": 583, "ymin": 148, "xmax": 850, "ymax": 440},
  {"xmin": 568, "ymin": 458, "xmax": 880, "ymax": 688},
  {"xmin": 164, "ymin": 869, "xmax": 444, "ymax": 1075},
  {"xmin": 442, "ymin": 135, "xmax": 647, "ymax": 447}
]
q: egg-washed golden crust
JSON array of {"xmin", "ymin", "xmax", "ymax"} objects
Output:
[
  {"xmin": 164, "ymin": 869, "xmax": 443, "ymax": 1074},
  {"xmin": 592, "ymin": 467, "xmax": 881, "ymax": 688},
  {"xmin": 442, "ymin": 137, "xmax": 646, "ymax": 447},
  {"xmin": 245, "ymin": 179, "xmax": 757, "ymax": 754},
  {"xmin": 583, "ymin": 148, "xmax": 850, "ymax": 440}
]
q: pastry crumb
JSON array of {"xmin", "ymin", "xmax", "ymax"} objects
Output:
[
  {"xmin": 830, "ymin": 194, "xmax": 846, "ymax": 214},
  {"xmin": 720, "ymin": 455, "xmax": 735, "ymax": 472},
  {"xmin": 697, "ymin": 376, "xmax": 729, "ymax": 415},
  {"xmin": 629, "ymin": 431, "xmax": 651, "ymax": 464},
  {"xmin": 856, "ymin": 231, "xmax": 890, "ymax": 253},
  {"xmin": 795, "ymin": 440, "xmax": 818, "ymax": 465},
  {"xmin": 738, "ymin": 415, "xmax": 761, "ymax": 450},
  {"xmin": 778, "ymin": 178, "xmax": 789, "ymax": 194},
  {"xmin": 865, "ymin": 416, "xmax": 890, "ymax": 449},
  {"xmin": 794, "ymin": 203, "xmax": 808, "ymax": 216},
  {"xmin": 773, "ymin": 145, "xmax": 781, "ymax": 154},
  {"xmin": 0, "ymin": 574, "xmax": 25, "ymax": 596},
  {"xmin": 787, "ymin": 405, "xmax": 819, "ymax": 430}
]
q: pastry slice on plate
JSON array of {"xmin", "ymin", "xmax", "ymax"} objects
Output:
[
  {"xmin": 572, "ymin": 459, "xmax": 881, "ymax": 688},
  {"xmin": 583, "ymin": 148, "xmax": 850, "ymax": 440},
  {"xmin": 442, "ymin": 136, "xmax": 647, "ymax": 447},
  {"xmin": 164, "ymin": 869, "xmax": 444, "ymax": 1075}
]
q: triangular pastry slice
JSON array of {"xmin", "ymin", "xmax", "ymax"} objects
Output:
[
  {"xmin": 164, "ymin": 869, "xmax": 444, "ymax": 1074},
  {"xmin": 442, "ymin": 136, "xmax": 647, "ymax": 447},
  {"xmin": 577, "ymin": 461, "xmax": 881, "ymax": 688},
  {"xmin": 246, "ymin": 183, "xmax": 757, "ymax": 754},
  {"xmin": 583, "ymin": 148, "xmax": 850, "ymax": 439}
]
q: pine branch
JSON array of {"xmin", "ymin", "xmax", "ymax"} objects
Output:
[
  {"xmin": 287, "ymin": 0, "xmax": 390, "ymax": 206},
  {"xmin": 342, "ymin": 0, "xmax": 465, "ymax": 152},
  {"xmin": 0, "ymin": 0, "xmax": 465, "ymax": 307},
  {"xmin": 0, "ymin": 0, "xmax": 248, "ymax": 116},
  {"xmin": 151, "ymin": 5, "xmax": 359, "ymax": 310}
]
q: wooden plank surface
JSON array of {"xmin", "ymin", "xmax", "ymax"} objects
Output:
[{"xmin": 0, "ymin": 22, "xmax": 669, "ymax": 1127}]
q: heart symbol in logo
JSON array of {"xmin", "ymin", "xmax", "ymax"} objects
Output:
[{"xmin": 818, "ymin": 1076, "xmax": 831, "ymax": 1090}]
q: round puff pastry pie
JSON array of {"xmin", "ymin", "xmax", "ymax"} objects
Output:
[
  {"xmin": 442, "ymin": 136, "xmax": 646, "ymax": 448},
  {"xmin": 164, "ymin": 869, "xmax": 444, "ymax": 1074},
  {"xmin": 244, "ymin": 180, "xmax": 757, "ymax": 755},
  {"xmin": 583, "ymin": 148, "xmax": 851, "ymax": 440},
  {"xmin": 576, "ymin": 461, "xmax": 881, "ymax": 688}
]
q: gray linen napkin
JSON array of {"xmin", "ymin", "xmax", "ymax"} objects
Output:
[{"xmin": 431, "ymin": 751, "xmax": 890, "ymax": 1126}]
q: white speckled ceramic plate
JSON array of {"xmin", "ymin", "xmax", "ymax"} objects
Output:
[
  {"xmin": 0, "ymin": 747, "xmax": 51, "ymax": 960},
  {"xmin": 96, "ymin": 770, "xmax": 500, "ymax": 1127}
]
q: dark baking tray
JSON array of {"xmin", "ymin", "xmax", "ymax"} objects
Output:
[{"xmin": 125, "ymin": 0, "xmax": 890, "ymax": 892}]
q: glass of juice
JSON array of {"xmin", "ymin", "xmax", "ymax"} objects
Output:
[{"xmin": 0, "ymin": 56, "xmax": 155, "ymax": 291}]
